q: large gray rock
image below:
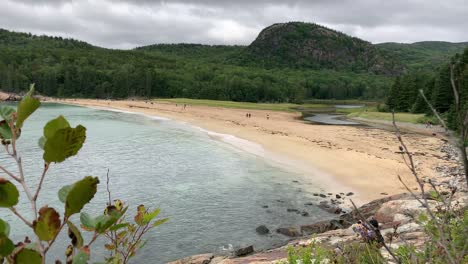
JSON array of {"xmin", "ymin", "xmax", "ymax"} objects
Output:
[
  {"xmin": 234, "ymin": 245, "xmax": 254, "ymax": 257},
  {"xmin": 168, "ymin": 253, "xmax": 214, "ymax": 264},
  {"xmin": 276, "ymin": 227, "xmax": 301, "ymax": 237}
]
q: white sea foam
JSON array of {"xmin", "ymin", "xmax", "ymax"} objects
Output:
[{"xmin": 86, "ymin": 105, "xmax": 170, "ymax": 121}]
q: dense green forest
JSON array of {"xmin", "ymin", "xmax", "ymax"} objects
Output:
[
  {"xmin": 386, "ymin": 47, "xmax": 468, "ymax": 128},
  {"xmin": 376, "ymin": 41, "xmax": 468, "ymax": 71},
  {"xmin": 0, "ymin": 24, "xmax": 467, "ymax": 102}
]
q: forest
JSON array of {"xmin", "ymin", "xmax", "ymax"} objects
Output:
[
  {"xmin": 385, "ymin": 47, "xmax": 468, "ymax": 129},
  {"xmin": 0, "ymin": 27, "xmax": 466, "ymax": 103}
]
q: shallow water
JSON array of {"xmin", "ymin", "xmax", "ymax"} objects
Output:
[
  {"xmin": 305, "ymin": 114, "xmax": 360, "ymax": 125},
  {"xmin": 334, "ymin": 104, "xmax": 365, "ymax": 109},
  {"xmin": 0, "ymin": 103, "xmax": 334, "ymax": 263}
]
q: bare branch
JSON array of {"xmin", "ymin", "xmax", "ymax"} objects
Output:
[
  {"xmin": 418, "ymin": 90, "xmax": 448, "ymax": 131},
  {"xmin": 9, "ymin": 207, "xmax": 33, "ymax": 228},
  {"xmin": 0, "ymin": 164, "xmax": 21, "ymax": 182},
  {"xmin": 106, "ymin": 169, "xmax": 111, "ymax": 206}
]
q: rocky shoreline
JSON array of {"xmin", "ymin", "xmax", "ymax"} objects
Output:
[{"xmin": 169, "ymin": 142, "xmax": 467, "ymax": 264}]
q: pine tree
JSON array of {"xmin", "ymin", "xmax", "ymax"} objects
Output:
[
  {"xmin": 430, "ymin": 65, "xmax": 454, "ymax": 113},
  {"xmin": 386, "ymin": 76, "xmax": 401, "ymax": 110}
]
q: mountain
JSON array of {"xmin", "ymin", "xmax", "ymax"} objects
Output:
[
  {"xmin": 375, "ymin": 41, "xmax": 468, "ymax": 71},
  {"xmin": 0, "ymin": 25, "xmax": 466, "ymax": 102},
  {"xmin": 237, "ymin": 22, "xmax": 404, "ymax": 76}
]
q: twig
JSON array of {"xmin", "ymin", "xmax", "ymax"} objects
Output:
[
  {"xmin": 106, "ymin": 169, "xmax": 111, "ymax": 206},
  {"xmin": 9, "ymin": 207, "xmax": 33, "ymax": 227},
  {"xmin": 0, "ymin": 164, "xmax": 21, "ymax": 182},
  {"xmin": 44, "ymin": 220, "xmax": 67, "ymax": 254},
  {"xmin": 33, "ymin": 163, "xmax": 49, "ymax": 201},
  {"xmin": 418, "ymin": 90, "xmax": 448, "ymax": 131}
]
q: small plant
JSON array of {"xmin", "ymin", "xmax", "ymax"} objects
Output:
[{"xmin": 0, "ymin": 85, "xmax": 167, "ymax": 264}]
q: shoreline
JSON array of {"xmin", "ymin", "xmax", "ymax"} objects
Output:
[
  {"xmin": 52, "ymin": 98, "xmax": 453, "ymax": 205},
  {"xmin": 62, "ymin": 101, "xmax": 355, "ymax": 202}
]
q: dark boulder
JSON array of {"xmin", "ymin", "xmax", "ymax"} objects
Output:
[
  {"xmin": 256, "ymin": 225, "xmax": 270, "ymax": 235},
  {"xmin": 276, "ymin": 227, "xmax": 301, "ymax": 237},
  {"xmin": 235, "ymin": 245, "xmax": 254, "ymax": 257}
]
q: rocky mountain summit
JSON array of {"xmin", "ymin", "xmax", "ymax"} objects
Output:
[{"xmin": 242, "ymin": 22, "xmax": 404, "ymax": 75}]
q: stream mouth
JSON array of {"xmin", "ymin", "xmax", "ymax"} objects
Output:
[
  {"xmin": 304, "ymin": 114, "xmax": 361, "ymax": 125},
  {"xmin": 300, "ymin": 104, "xmax": 366, "ymax": 125}
]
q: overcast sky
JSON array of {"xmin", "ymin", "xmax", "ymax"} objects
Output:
[{"xmin": 1, "ymin": 0, "xmax": 467, "ymax": 49}]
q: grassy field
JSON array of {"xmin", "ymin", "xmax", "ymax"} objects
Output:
[
  {"xmin": 347, "ymin": 111, "xmax": 427, "ymax": 124},
  {"xmin": 156, "ymin": 98, "xmax": 328, "ymax": 112}
]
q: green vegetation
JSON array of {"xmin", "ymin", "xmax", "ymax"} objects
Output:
[
  {"xmin": 158, "ymin": 98, "xmax": 327, "ymax": 111},
  {"xmin": 0, "ymin": 86, "xmax": 167, "ymax": 263},
  {"xmin": 348, "ymin": 111, "xmax": 427, "ymax": 124},
  {"xmin": 2, "ymin": 24, "xmax": 465, "ymax": 104},
  {"xmin": 0, "ymin": 28, "xmax": 391, "ymax": 102},
  {"xmin": 376, "ymin": 41, "xmax": 468, "ymax": 71},
  {"xmin": 239, "ymin": 22, "xmax": 403, "ymax": 75},
  {"xmin": 386, "ymin": 47, "xmax": 468, "ymax": 130}
]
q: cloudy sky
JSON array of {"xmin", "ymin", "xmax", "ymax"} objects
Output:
[{"xmin": 1, "ymin": 0, "xmax": 467, "ymax": 49}]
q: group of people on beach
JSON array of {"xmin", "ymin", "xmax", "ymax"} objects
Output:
[{"xmin": 245, "ymin": 113, "xmax": 270, "ymax": 120}]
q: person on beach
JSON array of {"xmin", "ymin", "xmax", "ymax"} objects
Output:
[{"xmin": 267, "ymin": 114, "xmax": 270, "ymax": 120}]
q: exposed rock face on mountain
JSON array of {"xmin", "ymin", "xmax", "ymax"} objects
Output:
[{"xmin": 244, "ymin": 22, "xmax": 404, "ymax": 75}]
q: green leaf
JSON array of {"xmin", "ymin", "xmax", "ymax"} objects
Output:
[
  {"xmin": 14, "ymin": 248, "xmax": 42, "ymax": 264},
  {"xmin": 38, "ymin": 136, "xmax": 46, "ymax": 149},
  {"xmin": 43, "ymin": 125, "xmax": 86, "ymax": 163},
  {"xmin": 0, "ymin": 233, "xmax": 14, "ymax": 258},
  {"xmin": 16, "ymin": 84, "xmax": 41, "ymax": 129},
  {"xmin": 95, "ymin": 212, "xmax": 121, "ymax": 233},
  {"xmin": 109, "ymin": 223, "xmax": 129, "ymax": 231},
  {"xmin": 67, "ymin": 220, "xmax": 84, "ymax": 248},
  {"xmin": 58, "ymin": 184, "xmax": 72, "ymax": 203},
  {"xmin": 152, "ymin": 218, "xmax": 169, "ymax": 227},
  {"xmin": 0, "ymin": 120, "xmax": 13, "ymax": 140},
  {"xmin": 43, "ymin": 115, "xmax": 70, "ymax": 139},
  {"xmin": 0, "ymin": 106, "xmax": 15, "ymax": 121},
  {"xmin": 33, "ymin": 206, "xmax": 61, "ymax": 241},
  {"xmin": 72, "ymin": 250, "xmax": 88, "ymax": 264},
  {"xmin": 80, "ymin": 212, "xmax": 96, "ymax": 230},
  {"xmin": 65, "ymin": 176, "xmax": 99, "ymax": 217},
  {"xmin": 0, "ymin": 218, "xmax": 10, "ymax": 236},
  {"xmin": 142, "ymin": 208, "xmax": 160, "ymax": 224},
  {"xmin": 0, "ymin": 178, "xmax": 19, "ymax": 207}
]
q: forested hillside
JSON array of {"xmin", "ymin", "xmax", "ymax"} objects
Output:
[
  {"xmin": 238, "ymin": 22, "xmax": 404, "ymax": 75},
  {"xmin": 0, "ymin": 23, "xmax": 466, "ymax": 102},
  {"xmin": 386, "ymin": 47, "xmax": 468, "ymax": 129},
  {"xmin": 376, "ymin": 41, "xmax": 468, "ymax": 71}
]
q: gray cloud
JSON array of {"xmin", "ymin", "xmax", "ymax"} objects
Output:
[{"xmin": 0, "ymin": 0, "xmax": 467, "ymax": 49}]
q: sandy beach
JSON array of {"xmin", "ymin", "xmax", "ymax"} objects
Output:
[{"xmin": 43, "ymin": 98, "xmax": 455, "ymax": 205}]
